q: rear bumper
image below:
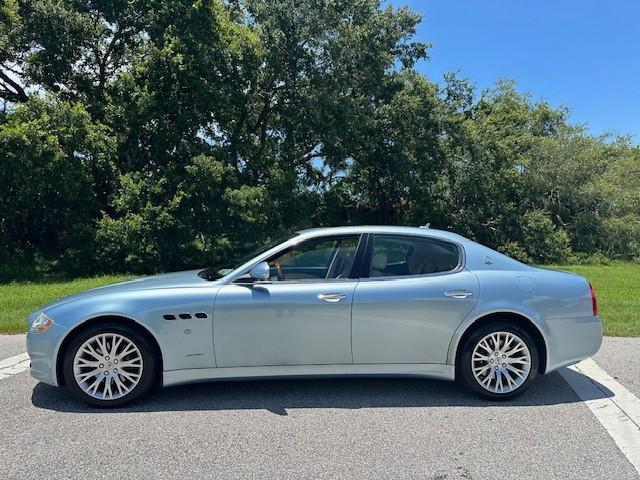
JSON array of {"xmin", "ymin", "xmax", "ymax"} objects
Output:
[{"xmin": 544, "ymin": 315, "xmax": 602, "ymax": 373}]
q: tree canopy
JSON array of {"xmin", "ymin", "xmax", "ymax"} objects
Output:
[{"xmin": 1, "ymin": 0, "xmax": 638, "ymax": 274}]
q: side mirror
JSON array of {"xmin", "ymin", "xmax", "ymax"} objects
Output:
[{"xmin": 249, "ymin": 261, "xmax": 270, "ymax": 282}]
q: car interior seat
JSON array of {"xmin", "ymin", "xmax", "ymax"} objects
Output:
[{"xmin": 370, "ymin": 253, "xmax": 388, "ymax": 277}]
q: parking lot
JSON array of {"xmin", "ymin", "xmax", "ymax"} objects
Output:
[{"xmin": 1, "ymin": 335, "xmax": 639, "ymax": 480}]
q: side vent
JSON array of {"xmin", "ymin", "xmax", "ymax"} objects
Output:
[{"xmin": 164, "ymin": 312, "xmax": 208, "ymax": 320}]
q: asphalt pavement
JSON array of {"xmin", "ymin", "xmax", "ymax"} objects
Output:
[
  {"xmin": 0, "ymin": 334, "xmax": 27, "ymax": 359},
  {"xmin": 594, "ymin": 337, "xmax": 640, "ymax": 399},
  {"xmin": 0, "ymin": 335, "xmax": 639, "ymax": 480}
]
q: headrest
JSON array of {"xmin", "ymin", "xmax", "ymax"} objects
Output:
[{"xmin": 371, "ymin": 253, "xmax": 388, "ymax": 270}]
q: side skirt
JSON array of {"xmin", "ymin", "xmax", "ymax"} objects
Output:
[{"xmin": 163, "ymin": 363, "xmax": 455, "ymax": 387}]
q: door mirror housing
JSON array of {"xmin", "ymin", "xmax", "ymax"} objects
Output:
[{"xmin": 249, "ymin": 261, "xmax": 271, "ymax": 282}]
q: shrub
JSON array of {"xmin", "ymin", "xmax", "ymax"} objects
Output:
[
  {"xmin": 497, "ymin": 241, "xmax": 532, "ymax": 264},
  {"xmin": 520, "ymin": 210, "xmax": 572, "ymax": 264}
]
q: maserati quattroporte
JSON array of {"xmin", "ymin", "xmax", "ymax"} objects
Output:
[{"xmin": 27, "ymin": 226, "xmax": 602, "ymax": 406}]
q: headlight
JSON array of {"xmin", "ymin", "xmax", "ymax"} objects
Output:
[{"xmin": 31, "ymin": 312, "xmax": 54, "ymax": 333}]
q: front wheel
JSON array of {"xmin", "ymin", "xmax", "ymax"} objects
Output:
[
  {"xmin": 63, "ymin": 323, "xmax": 157, "ymax": 407},
  {"xmin": 458, "ymin": 322, "xmax": 539, "ymax": 400}
]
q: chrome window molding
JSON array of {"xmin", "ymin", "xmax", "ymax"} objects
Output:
[
  {"xmin": 234, "ymin": 278, "xmax": 360, "ymax": 286},
  {"xmin": 357, "ymin": 267, "xmax": 466, "ymax": 283}
]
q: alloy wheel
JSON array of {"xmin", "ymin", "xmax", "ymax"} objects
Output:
[
  {"xmin": 72, "ymin": 333, "xmax": 144, "ymax": 400},
  {"xmin": 471, "ymin": 331, "xmax": 532, "ymax": 394}
]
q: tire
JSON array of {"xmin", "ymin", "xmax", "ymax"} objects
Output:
[
  {"xmin": 458, "ymin": 321, "xmax": 539, "ymax": 400},
  {"xmin": 63, "ymin": 322, "xmax": 157, "ymax": 407}
]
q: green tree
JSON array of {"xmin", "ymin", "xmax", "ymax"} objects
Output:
[
  {"xmin": 1, "ymin": 0, "xmax": 638, "ymax": 274},
  {"xmin": 328, "ymin": 71, "xmax": 449, "ymax": 224},
  {"xmin": 0, "ymin": 0, "xmax": 28, "ymax": 103},
  {"xmin": 0, "ymin": 96, "xmax": 115, "ymax": 268},
  {"xmin": 94, "ymin": 0, "xmax": 432, "ymax": 271}
]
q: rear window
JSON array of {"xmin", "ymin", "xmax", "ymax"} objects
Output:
[{"xmin": 369, "ymin": 235, "xmax": 460, "ymax": 278}]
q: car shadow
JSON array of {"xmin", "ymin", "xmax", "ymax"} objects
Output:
[{"xmin": 31, "ymin": 367, "xmax": 613, "ymax": 415}]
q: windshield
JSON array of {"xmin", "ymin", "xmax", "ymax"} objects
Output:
[{"xmin": 198, "ymin": 233, "xmax": 299, "ymax": 281}]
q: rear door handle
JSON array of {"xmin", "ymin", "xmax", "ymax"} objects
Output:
[
  {"xmin": 318, "ymin": 293, "xmax": 347, "ymax": 303},
  {"xmin": 444, "ymin": 290, "xmax": 473, "ymax": 299}
]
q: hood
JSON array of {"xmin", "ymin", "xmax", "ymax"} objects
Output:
[{"xmin": 39, "ymin": 269, "xmax": 216, "ymax": 312}]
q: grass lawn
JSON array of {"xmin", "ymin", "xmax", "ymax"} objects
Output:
[
  {"xmin": 0, "ymin": 263, "xmax": 638, "ymax": 336},
  {"xmin": 0, "ymin": 275, "xmax": 133, "ymax": 334},
  {"xmin": 548, "ymin": 263, "xmax": 640, "ymax": 337}
]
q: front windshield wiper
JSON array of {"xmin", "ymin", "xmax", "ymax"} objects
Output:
[
  {"xmin": 198, "ymin": 267, "xmax": 223, "ymax": 281},
  {"xmin": 198, "ymin": 266, "xmax": 235, "ymax": 281}
]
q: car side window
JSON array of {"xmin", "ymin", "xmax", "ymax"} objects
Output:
[
  {"xmin": 369, "ymin": 235, "xmax": 459, "ymax": 278},
  {"xmin": 266, "ymin": 235, "xmax": 360, "ymax": 281}
]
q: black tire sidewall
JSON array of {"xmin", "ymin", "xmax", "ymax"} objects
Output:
[
  {"xmin": 458, "ymin": 321, "xmax": 539, "ymax": 400},
  {"xmin": 63, "ymin": 323, "xmax": 157, "ymax": 407}
]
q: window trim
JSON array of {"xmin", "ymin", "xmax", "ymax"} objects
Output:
[
  {"xmin": 360, "ymin": 233, "xmax": 465, "ymax": 281},
  {"xmin": 229, "ymin": 233, "xmax": 366, "ymax": 285}
]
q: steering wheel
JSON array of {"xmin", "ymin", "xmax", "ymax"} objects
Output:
[{"xmin": 274, "ymin": 260, "xmax": 285, "ymax": 281}]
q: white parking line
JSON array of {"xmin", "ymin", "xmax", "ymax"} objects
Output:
[
  {"xmin": 561, "ymin": 358, "xmax": 640, "ymax": 475},
  {"xmin": 0, "ymin": 352, "xmax": 30, "ymax": 380}
]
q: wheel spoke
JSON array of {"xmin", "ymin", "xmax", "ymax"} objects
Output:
[
  {"xmin": 118, "ymin": 344, "xmax": 136, "ymax": 359},
  {"xmin": 113, "ymin": 375, "xmax": 127, "ymax": 395},
  {"xmin": 505, "ymin": 345, "xmax": 526, "ymax": 357},
  {"xmin": 76, "ymin": 358, "xmax": 100, "ymax": 368},
  {"xmin": 77, "ymin": 368, "xmax": 101, "ymax": 382},
  {"xmin": 82, "ymin": 344, "xmax": 102, "ymax": 361},
  {"xmin": 87, "ymin": 375, "xmax": 103, "ymax": 394},
  {"xmin": 118, "ymin": 370, "xmax": 141, "ymax": 383},
  {"xmin": 96, "ymin": 335, "xmax": 108, "ymax": 355},
  {"xmin": 501, "ymin": 334, "xmax": 514, "ymax": 353},
  {"xmin": 118, "ymin": 359, "xmax": 142, "ymax": 368},
  {"xmin": 504, "ymin": 369, "xmax": 515, "ymax": 389},
  {"xmin": 110, "ymin": 336, "xmax": 123, "ymax": 357},
  {"xmin": 481, "ymin": 369, "xmax": 494, "ymax": 386},
  {"xmin": 104, "ymin": 377, "xmax": 113, "ymax": 399},
  {"xmin": 505, "ymin": 364, "xmax": 527, "ymax": 380}
]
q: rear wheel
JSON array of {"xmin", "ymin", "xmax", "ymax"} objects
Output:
[
  {"xmin": 458, "ymin": 321, "xmax": 539, "ymax": 400},
  {"xmin": 63, "ymin": 323, "xmax": 157, "ymax": 407}
]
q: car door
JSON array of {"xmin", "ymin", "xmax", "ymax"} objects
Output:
[
  {"xmin": 213, "ymin": 234, "xmax": 363, "ymax": 367},
  {"xmin": 352, "ymin": 233, "xmax": 479, "ymax": 364}
]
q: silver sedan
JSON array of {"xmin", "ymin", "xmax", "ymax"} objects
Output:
[{"xmin": 26, "ymin": 226, "xmax": 602, "ymax": 406}]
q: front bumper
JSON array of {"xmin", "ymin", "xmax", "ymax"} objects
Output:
[{"xmin": 26, "ymin": 321, "xmax": 68, "ymax": 387}]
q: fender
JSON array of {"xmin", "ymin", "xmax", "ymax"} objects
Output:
[
  {"xmin": 52, "ymin": 310, "xmax": 163, "ymax": 386},
  {"xmin": 446, "ymin": 304, "xmax": 551, "ymax": 371},
  {"xmin": 40, "ymin": 286, "xmax": 219, "ymax": 384}
]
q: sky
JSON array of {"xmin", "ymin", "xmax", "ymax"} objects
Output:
[{"xmin": 389, "ymin": 0, "xmax": 640, "ymax": 141}]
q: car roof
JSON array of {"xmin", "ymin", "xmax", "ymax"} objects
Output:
[
  {"xmin": 295, "ymin": 225, "xmax": 467, "ymax": 244},
  {"xmin": 292, "ymin": 225, "xmax": 529, "ymax": 272}
]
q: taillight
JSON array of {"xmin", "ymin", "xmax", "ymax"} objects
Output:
[{"xmin": 588, "ymin": 282, "xmax": 598, "ymax": 316}]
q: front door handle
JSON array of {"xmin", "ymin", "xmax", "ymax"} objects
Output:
[
  {"xmin": 318, "ymin": 293, "xmax": 347, "ymax": 303},
  {"xmin": 444, "ymin": 290, "xmax": 473, "ymax": 299}
]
